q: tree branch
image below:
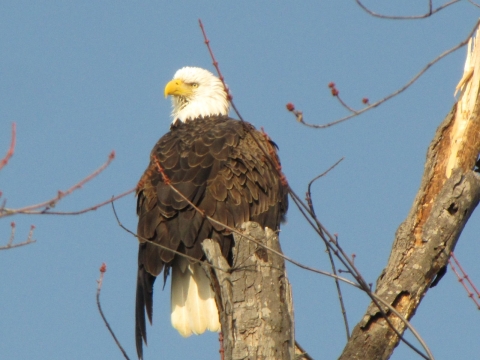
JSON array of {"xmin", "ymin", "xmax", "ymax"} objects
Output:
[
  {"xmin": 0, "ymin": 223, "xmax": 35, "ymax": 250},
  {"xmin": 355, "ymin": 0, "xmax": 461, "ymax": 20},
  {"xmin": 0, "ymin": 151, "xmax": 117, "ymax": 217},
  {"xmin": 339, "ymin": 26, "xmax": 480, "ymax": 357},
  {"xmin": 201, "ymin": 222, "xmax": 300, "ymax": 360},
  {"xmin": 0, "ymin": 123, "xmax": 16, "ymax": 171},
  {"xmin": 96, "ymin": 263, "xmax": 130, "ymax": 360},
  {"xmin": 448, "ymin": 252, "xmax": 480, "ymax": 309},
  {"xmin": 289, "ymin": 19, "xmax": 480, "ymax": 129}
]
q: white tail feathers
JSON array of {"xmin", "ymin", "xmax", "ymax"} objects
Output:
[{"xmin": 170, "ymin": 257, "xmax": 220, "ymax": 337}]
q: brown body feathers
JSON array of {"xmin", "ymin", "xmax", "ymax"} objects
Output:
[{"xmin": 135, "ymin": 115, "xmax": 287, "ymax": 359}]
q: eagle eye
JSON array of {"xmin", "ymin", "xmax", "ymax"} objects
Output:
[{"xmin": 191, "ymin": 83, "xmax": 199, "ymax": 88}]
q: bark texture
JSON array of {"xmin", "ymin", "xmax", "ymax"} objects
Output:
[
  {"xmin": 340, "ymin": 96, "xmax": 480, "ymax": 358},
  {"xmin": 201, "ymin": 222, "xmax": 295, "ymax": 360}
]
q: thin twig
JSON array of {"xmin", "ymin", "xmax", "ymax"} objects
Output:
[
  {"xmin": 199, "ymin": 19, "xmax": 288, "ymax": 189},
  {"xmin": 198, "ymin": 21, "xmax": 254, "ymax": 127},
  {"xmin": 449, "ymin": 252, "xmax": 480, "ymax": 309},
  {"xmin": 325, "ymin": 82, "xmax": 365, "ymax": 115},
  {"xmin": 113, "ymin": 194, "xmax": 358, "ymax": 288},
  {"xmin": 0, "ymin": 123, "xmax": 16, "ymax": 171},
  {"xmin": 323, "ymin": 234, "xmax": 351, "ymax": 339},
  {"xmin": 0, "ymin": 223, "xmax": 36, "ymax": 250},
  {"xmin": 336, "ymin": 94, "xmax": 359, "ymax": 114},
  {"xmin": 305, "ymin": 159, "xmax": 350, "ymax": 340},
  {"xmin": 468, "ymin": 0, "xmax": 480, "ymax": 9},
  {"xmin": 0, "ymin": 151, "xmax": 117, "ymax": 217},
  {"xmin": 112, "ymin": 201, "xmax": 228, "ymax": 274},
  {"xmin": 355, "ymin": 0, "xmax": 460, "ymax": 20},
  {"xmin": 96, "ymin": 263, "xmax": 130, "ymax": 360},
  {"xmin": 293, "ymin": 190, "xmax": 434, "ymax": 360},
  {"xmin": 219, "ymin": 333, "xmax": 224, "ymax": 360},
  {"xmin": 451, "ymin": 252, "xmax": 480, "ymax": 298},
  {"xmin": 289, "ymin": 182, "xmax": 433, "ymax": 359},
  {"xmin": 307, "ymin": 157, "xmax": 344, "ymax": 198},
  {"xmin": 26, "ymin": 187, "xmax": 136, "ymax": 216},
  {"xmin": 369, "ymin": 292, "xmax": 435, "ymax": 358},
  {"xmin": 293, "ymin": 19, "xmax": 480, "ymax": 129},
  {"xmin": 199, "ymin": 20, "xmax": 232, "ymax": 101}
]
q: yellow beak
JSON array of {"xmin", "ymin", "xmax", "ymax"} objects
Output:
[{"xmin": 164, "ymin": 79, "xmax": 192, "ymax": 98}]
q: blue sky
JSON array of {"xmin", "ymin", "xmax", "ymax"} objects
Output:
[{"xmin": 1, "ymin": 2, "xmax": 479, "ymax": 359}]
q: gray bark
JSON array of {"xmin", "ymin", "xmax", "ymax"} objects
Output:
[
  {"xmin": 339, "ymin": 102, "xmax": 480, "ymax": 360},
  {"xmin": 202, "ymin": 222, "xmax": 295, "ymax": 360}
]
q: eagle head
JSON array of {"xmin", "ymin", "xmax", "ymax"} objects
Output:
[{"xmin": 165, "ymin": 67, "xmax": 230, "ymax": 124}]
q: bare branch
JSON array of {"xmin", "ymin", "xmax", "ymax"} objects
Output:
[
  {"xmin": 355, "ymin": 0, "xmax": 461, "ymax": 20},
  {"xmin": 289, "ymin": 183, "xmax": 433, "ymax": 359},
  {"xmin": 111, "ymin": 200, "xmax": 230, "ymax": 274},
  {"xmin": 339, "ymin": 28, "xmax": 480, "ymax": 356},
  {"xmin": 199, "ymin": 20, "xmax": 291, "ymax": 194},
  {"xmin": 32, "ymin": 187, "xmax": 136, "ymax": 216},
  {"xmin": 449, "ymin": 252, "xmax": 480, "ymax": 309},
  {"xmin": 468, "ymin": 0, "xmax": 480, "ymax": 9},
  {"xmin": 0, "ymin": 123, "xmax": 16, "ymax": 171},
  {"xmin": 247, "ymin": 98, "xmax": 433, "ymax": 355},
  {"xmin": 368, "ymin": 292, "xmax": 435, "ymax": 359},
  {"xmin": 290, "ymin": 19, "xmax": 480, "ymax": 129},
  {"xmin": 96, "ymin": 263, "xmax": 130, "ymax": 360},
  {"xmin": 339, "ymin": 104, "xmax": 480, "ymax": 358},
  {"xmin": 198, "ymin": 20, "xmax": 257, "ymax": 130},
  {"xmin": 198, "ymin": 19, "xmax": 232, "ymax": 102},
  {"xmin": 305, "ymin": 159, "xmax": 350, "ymax": 339},
  {"xmin": 0, "ymin": 151, "xmax": 117, "ymax": 217},
  {"xmin": 0, "ymin": 223, "xmax": 36, "ymax": 250},
  {"xmin": 307, "ymin": 157, "xmax": 344, "ymax": 200},
  {"xmin": 327, "ymin": 82, "xmax": 364, "ymax": 114}
]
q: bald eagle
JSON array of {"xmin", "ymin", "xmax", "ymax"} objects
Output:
[{"xmin": 135, "ymin": 67, "xmax": 288, "ymax": 359}]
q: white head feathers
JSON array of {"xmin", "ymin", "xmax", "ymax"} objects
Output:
[{"xmin": 165, "ymin": 67, "xmax": 230, "ymax": 124}]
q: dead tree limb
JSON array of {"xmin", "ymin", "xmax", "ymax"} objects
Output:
[
  {"xmin": 339, "ymin": 25, "xmax": 480, "ymax": 360},
  {"xmin": 201, "ymin": 222, "xmax": 298, "ymax": 360}
]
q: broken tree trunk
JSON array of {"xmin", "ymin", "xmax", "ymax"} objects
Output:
[
  {"xmin": 201, "ymin": 222, "xmax": 296, "ymax": 360},
  {"xmin": 339, "ymin": 25, "xmax": 480, "ymax": 360}
]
